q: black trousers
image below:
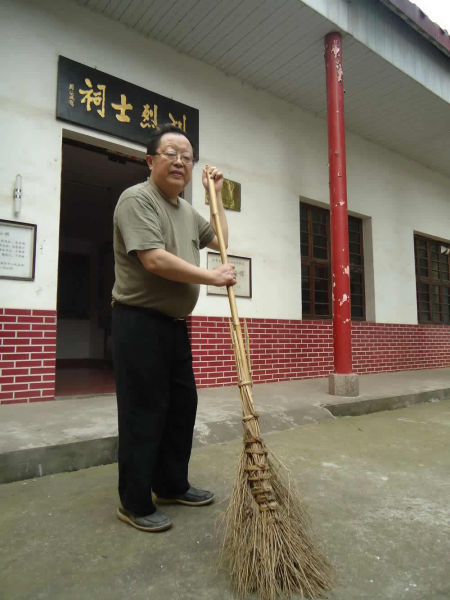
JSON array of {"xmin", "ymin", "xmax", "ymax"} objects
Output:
[{"xmin": 112, "ymin": 303, "xmax": 197, "ymax": 516}]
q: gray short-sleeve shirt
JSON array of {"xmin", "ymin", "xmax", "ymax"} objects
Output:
[{"xmin": 112, "ymin": 179, "xmax": 214, "ymax": 317}]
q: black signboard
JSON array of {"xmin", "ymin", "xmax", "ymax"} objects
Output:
[{"xmin": 56, "ymin": 56, "xmax": 199, "ymax": 158}]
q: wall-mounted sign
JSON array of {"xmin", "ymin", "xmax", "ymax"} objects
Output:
[
  {"xmin": 56, "ymin": 56, "xmax": 199, "ymax": 159},
  {"xmin": 207, "ymin": 253, "xmax": 252, "ymax": 298},
  {"xmin": 0, "ymin": 220, "xmax": 37, "ymax": 281},
  {"xmin": 205, "ymin": 178, "xmax": 241, "ymax": 211},
  {"xmin": 222, "ymin": 178, "xmax": 241, "ymax": 211}
]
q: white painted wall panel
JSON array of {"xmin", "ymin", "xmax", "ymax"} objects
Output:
[{"xmin": 0, "ymin": 0, "xmax": 448, "ymax": 324}]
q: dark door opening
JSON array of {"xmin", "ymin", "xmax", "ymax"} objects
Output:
[{"xmin": 56, "ymin": 138, "xmax": 148, "ymax": 397}]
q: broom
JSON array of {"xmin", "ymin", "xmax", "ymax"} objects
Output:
[{"xmin": 206, "ymin": 169, "xmax": 332, "ymax": 600}]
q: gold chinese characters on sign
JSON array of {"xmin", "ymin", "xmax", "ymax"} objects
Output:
[
  {"xmin": 71, "ymin": 79, "xmax": 188, "ymax": 132},
  {"xmin": 79, "ymin": 78, "xmax": 106, "ymax": 117},
  {"xmin": 57, "ymin": 56, "xmax": 199, "ymax": 157},
  {"xmin": 140, "ymin": 103, "xmax": 158, "ymax": 129}
]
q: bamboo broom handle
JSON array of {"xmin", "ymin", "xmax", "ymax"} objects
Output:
[{"xmin": 206, "ymin": 169, "xmax": 251, "ymax": 385}]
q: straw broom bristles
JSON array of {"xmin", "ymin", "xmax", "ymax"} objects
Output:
[
  {"xmin": 205, "ymin": 169, "xmax": 332, "ymax": 599},
  {"xmin": 220, "ymin": 321, "xmax": 332, "ymax": 600}
]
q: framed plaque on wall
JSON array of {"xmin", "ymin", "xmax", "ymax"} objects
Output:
[
  {"xmin": 0, "ymin": 220, "xmax": 37, "ymax": 281},
  {"xmin": 207, "ymin": 252, "xmax": 252, "ymax": 298}
]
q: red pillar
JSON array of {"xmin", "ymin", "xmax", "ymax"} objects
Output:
[{"xmin": 324, "ymin": 32, "xmax": 352, "ymax": 375}]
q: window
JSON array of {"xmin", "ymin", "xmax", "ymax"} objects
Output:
[
  {"xmin": 414, "ymin": 235, "xmax": 450, "ymax": 324},
  {"xmin": 300, "ymin": 203, "xmax": 365, "ymax": 320},
  {"xmin": 348, "ymin": 217, "xmax": 365, "ymax": 319}
]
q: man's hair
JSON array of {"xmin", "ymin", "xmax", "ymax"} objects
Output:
[{"xmin": 146, "ymin": 123, "xmax": 196, "ymax": 159}]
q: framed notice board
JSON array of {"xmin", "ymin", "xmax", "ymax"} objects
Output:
[
  {"xmin": 207, "ymin": 252, "xmax": 252, "ymax": 298},
  {"xmin": 0, "ymin": 220, "xmax": 37, "ymax": 281}
]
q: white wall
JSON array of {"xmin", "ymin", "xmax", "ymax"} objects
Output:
[
  {"xmin": 0, "ymin": 0, "xmax": 449, "ymax": 324},
  {"xmin": 347, "ymin": 137, "xmax": 450, "ymax": 323}
]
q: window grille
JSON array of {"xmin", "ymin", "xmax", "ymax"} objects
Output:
[
  {"xmin": 414, "ymin": 235, "xmax": 450, "ymax": 324},
  {"xmin": 300, "ymin": 203, "xmax": 365, "ymax": 320}
]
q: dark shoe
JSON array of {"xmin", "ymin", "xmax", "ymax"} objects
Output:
[
  {"xmin": 154, "ymin": 486, "xmax": 214, "ymax": 506},
  {"xmin": 117, "ymin": 506, "xmax": 172, "ymax": 532}
]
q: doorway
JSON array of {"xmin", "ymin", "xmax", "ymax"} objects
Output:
[{"xmin": 55, "ymin": 138, "xmax": 148, "ymax": 397}]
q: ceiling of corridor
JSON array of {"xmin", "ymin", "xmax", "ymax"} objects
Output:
[{"xmin": 72, "ymin": 0, "xmax": 450, "ymax": 178}]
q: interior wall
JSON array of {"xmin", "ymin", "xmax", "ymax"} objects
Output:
[{"xmin": 0, "ymin": 0, "xmax": 449, "ymax": 325}]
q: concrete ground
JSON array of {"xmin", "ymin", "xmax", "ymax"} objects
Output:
[
  {"xmin": 1, "ymin": 398, "xmax": 449, "ymax": 600},
  {"xmin": 1, "ymin": 368, "xmax": 449, "ymax": 484}
]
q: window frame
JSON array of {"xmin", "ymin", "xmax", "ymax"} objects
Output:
[
  {"xmin": 300, "ymin": 202, "xmax": 366, "ymax": 321},
  {"xmin": 414, "ymin": 234, "xmax": 450, "ymax": 325},
  {"xmin": 348, "ymin": 215, "xmax": 366, "ymax": 320}
]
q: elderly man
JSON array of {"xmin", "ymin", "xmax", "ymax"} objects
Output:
[{"xmin": 112, "ymin": 124, "xmax": 235, "ymax": 532}]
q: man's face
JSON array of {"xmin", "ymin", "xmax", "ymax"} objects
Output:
[{"xmin": 146, "ymin": 133, "xmax": 193, "ymax": 200}]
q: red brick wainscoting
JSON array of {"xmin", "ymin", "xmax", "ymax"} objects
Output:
[
  {"xmin": 187, "ymin": 317, "xmax": 450, "ymax": 389},
  {"xmin": 0, "ymin": 309, "xmax": 56, "ymax": 405},
  {"xmin": 1, "ymin": 312, "xmax": 448, "ymax": 402}
]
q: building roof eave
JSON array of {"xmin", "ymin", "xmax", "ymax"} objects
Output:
[{"xmin": 380, "ymin": 0, "xmax": 450, "ymax": 57}]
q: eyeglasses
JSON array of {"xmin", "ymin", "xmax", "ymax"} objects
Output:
[{"xmin": 154, "ymin": 151, "xmax": 194, "ymax": 166}]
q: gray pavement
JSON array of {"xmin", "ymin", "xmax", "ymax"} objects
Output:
[
  {"xmin": 1, "ymin": 399, "xmax": 449, "ymax": 600},
  {"xmin": 0, "ymin": 368, "xmax": 449, "ymax": 484}
]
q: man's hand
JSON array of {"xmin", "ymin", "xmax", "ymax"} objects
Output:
[
  {"xmin": 210, "ymin": 263, "xmax": 236, "ymax": 287},
  {"xmin": 202, "ymin": 166, "xmax": 223, "ymax": 194},
  {"xmin": 203, "ymin": 165, "xmax": 228, "ymax": 251},
  {"xmin": 137, "ymin": 248, "xmax": 236, "ymax": 287}
]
